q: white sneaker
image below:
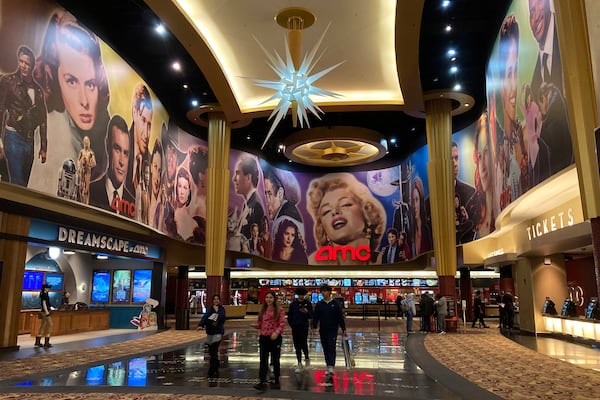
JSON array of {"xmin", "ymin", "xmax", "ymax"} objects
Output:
[
  {"xmin": 439, "ymin": 331, "xmax": 446, "ymax": 334},
  {"xmin": 294, "ymin": 363, "xmax": 303, "ymax": 373}
]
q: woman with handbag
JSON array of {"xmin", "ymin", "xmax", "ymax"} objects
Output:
[{"xmin": 197, "ymin": 294, "xmax": 226, "ymax": 379}]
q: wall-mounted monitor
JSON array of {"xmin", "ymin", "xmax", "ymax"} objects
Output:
[
  {"xmin": 132, "ymin": 270, "xmax": 152, "ymax": 303},
  {"xmin": 112, "ymin": 270, "xmax": 132, "ymax": 303},
  {"xmin": 44, "ymin": 273, "xmax": 64, "ymax": 291},
  {"xmin": 91, "ymin": 270, "xmax": 111, "ymax": 303},
  {"xmin": 235, "ymin": 258, "xmax": 251, "ymax": 268},
  {"xmin": 23, "ymin": 271, "xmax": 44, "ymax": 291},
  {"xmin": 586, "ymin": 299, "xmax": 597, "ymax": 319}
]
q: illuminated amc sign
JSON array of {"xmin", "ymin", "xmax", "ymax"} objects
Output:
[
  {"xmin": 526, "ymin": 208, "xmax": 574, "ymax": 241},
  {"xmin": 315, "ymin": 245, "xmax": 371, "ymax": 262}
]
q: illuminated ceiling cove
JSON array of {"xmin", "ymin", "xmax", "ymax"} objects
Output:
[{"xmin": 172, "ymin": 0, "xmax": 405, "ymax": 115}]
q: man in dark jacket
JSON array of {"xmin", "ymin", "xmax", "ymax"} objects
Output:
[
  {"xmin": 420, "ymin": 293, "xmax": 435, "ymax": 332},
  {"xmin": 288, "ymin": 287, "xmax": 313, "ymax": 372},
  {"xmin": 312, "ymin": 284, "xmax": 346, "ymax": 381}
]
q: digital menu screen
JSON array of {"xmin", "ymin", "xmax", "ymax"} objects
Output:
[
  {"xmin": 44, "ymin": 273, "xmax": 64, "ymax": 291},
  {"xmin": 107, "ymin": 361, "xmax": 126, "ymax": 386},
  {"xmin": 112, "ymin": 270, "xmax": 132, "ymax": 303},
  {"xmin": 23, "ymin": 271, "xmax": 44, "ymax": 291},
  {"xmin": 91, "ymin": 270, "xmax": 111, "ymax": 303},
  {"xmin": 132, "ymin": 270, "xmax": 152, "ymax": 303}
]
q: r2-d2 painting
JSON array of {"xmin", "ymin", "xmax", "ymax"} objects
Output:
[{"xmin": 57, "ymin": 159, "xmax": 80, "ymax": 201}]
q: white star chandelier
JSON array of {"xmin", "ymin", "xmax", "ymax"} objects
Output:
[{"xmin": 251, "ymin": 7, "xmax": 345, "ymax": 149}]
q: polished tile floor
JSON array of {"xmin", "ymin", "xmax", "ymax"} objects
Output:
[
  {"xmin": 5, "ymin": 320, "xmax": 600, "ymax": 399},
  {"xmin": 8, "ymin": 327, "xmax": 460, "ymax": 399}
]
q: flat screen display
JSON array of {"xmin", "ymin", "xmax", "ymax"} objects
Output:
[
  {"xmin": 235, "ymin": 258, "xmax": 251, "ymax": 268},
  {"xmin": 86, "ymin": 365, "xmax": 105, "ymax": 386},
  {"xmin": 23, "ymin": 271, "xmax": 44, "ymax": 291},
  {"xmin": 586, "ymin": 300, "xmax": 596, "ymax": 319},
  {"xmin": 354, "ymin": 292, "xmax": 363, "ymax": 304},
  {"xmin": 112, "ymin": 270, "xmax": 132, "ymax": 303},
  {"xmin": 91, "ymin": 270, "xmax": 111, "ymax": 303},
  {"xmin": 107, "ymin": 361, "xmax": 126, "ymax": 386},
  {"xmin": 44, "ymin": 273, "xmax": 64, "ymax": 291},
  {"xmin": 132, "ymin": 270, "xmax": 152, "ymax": 303},
  {"xmin": 128, "ymin": 358, "xmax": 147, "ymax": 386},
  {"xmin": 561, "ymin": 299, "xmax": 571, "ymax": 317}
]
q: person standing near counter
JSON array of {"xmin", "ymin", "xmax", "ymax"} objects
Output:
[
  {"xmin": 197, "ymin": 294, "xmax": 226, "ymax": 379},
  {"xmin": 312, "ymin": 284, "xmax": 346, "ymax": 381},
  {"xmin": 35, "ymin": 283, "xmax": 53, "ymax": 348},
  {"xmin": 288, "ymin": 287, "xmax": 313, "ymax": 372}
]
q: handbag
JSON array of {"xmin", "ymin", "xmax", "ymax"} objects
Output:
[{"xmin": 206, "ymin": 333, "xmax": 223, "ymax": 345}]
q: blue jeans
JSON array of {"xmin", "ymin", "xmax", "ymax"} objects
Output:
[{"xmin": 4, "ymin": 129, "xmax": 33, "ymax": 186}]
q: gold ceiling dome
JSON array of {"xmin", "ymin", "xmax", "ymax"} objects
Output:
[{"xmin": 283, "ymin": 126, "xmax": 387, "ymax": 167}]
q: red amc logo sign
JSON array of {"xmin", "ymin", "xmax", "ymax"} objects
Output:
[{"xmin": 315, "ymin": 245, "xmax": 371, "ymax": 262}]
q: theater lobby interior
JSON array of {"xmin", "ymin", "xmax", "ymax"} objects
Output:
[{"xmin": 3, "ymin": 0, "xmax": 600, "ymax": 399}]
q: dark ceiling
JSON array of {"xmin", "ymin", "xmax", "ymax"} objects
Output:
[{"xmin": 58, "ymin": 0, "xmax": 511, "ymax": 173}]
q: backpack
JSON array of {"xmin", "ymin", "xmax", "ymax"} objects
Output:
[{"xmin": 401, "ymin": 299, "xmax": 409, "ymax": 313}]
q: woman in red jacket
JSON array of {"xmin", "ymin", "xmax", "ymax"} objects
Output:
[{"xmin": 252, "ymin": 291, "xmax": 285, "ymax": 391}]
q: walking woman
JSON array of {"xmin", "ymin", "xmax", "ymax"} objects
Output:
[
  {"xmin": 35, "ymin": 283, "xmax": 53, "ymax": 348},
  {"xmin": 252, "ymin": 291, "xmax": 285, "ymax": 391},
  {"xmin": 198, "ymin": 294, "xmax": 226, "ymax": 379}
]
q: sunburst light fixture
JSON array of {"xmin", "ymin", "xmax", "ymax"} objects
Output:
[{"xmin": 251, "ymin": 7, "xmax": 345, "ymax": 149}]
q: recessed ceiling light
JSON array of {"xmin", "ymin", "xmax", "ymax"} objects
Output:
[
  {"xmin": 155, "ymin": 24, "xmax": 166, "ymax": 35},
  {"xmin": 171, "ymin": 61, "xmax": 181, "ymax": 71},
  {"xmin": 191, "ymin": 100, "xmax": 198, "ymax": 107},
  {"xmin": 451, "ymin": 57, "xmax": 457, "ymax": 62},
  {"xmin": 246, "ymin": 135, "xmax": 251, "ymax": 140},
  {"xmin": 464, "ymin": 103, "xmax": 470, "ymax": 107},
  {"xmin": 445, "ymin": 24, "xmax": 452, "ymax": 32},
  {"xmin": 447, "ymin": 49, "xmax": 456, "ymax": 57},
  {"xmin": 442, "ymin": 0, "xmax": 451, "ymax": 8},
  {"xmin": 390, "ymin": 138, "xmax": 397, "ymax": 144},
  {"xmin": 453, "ymin": 83, "xmax": 462, "ymax": 90},
  {"xmin": 450, "ymin": 66, "xmax": 458, "ymax": 73},
  {"xmin": 182, "ymin": 84, "xmax": 189, "ymax": 89}
]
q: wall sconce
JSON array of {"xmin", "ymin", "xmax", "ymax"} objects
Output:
[
  {"xmin": 544, "ymin": 257, "xmax": 552, "ymax": 265},
  {"xmin": 48, "ymin": 246, "xmax": 61, "ymax": 260}
]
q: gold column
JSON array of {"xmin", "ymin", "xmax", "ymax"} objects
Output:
[
  {"xmin": 205, "ymin": 112, "xmax": 231, "ymax": 297},
  {"xmin": 553, "ymin": 0, "xmax": 600, "ymax": 219},
  {"xmin": 553, "ymin": 0, "xmax": 600, "ymax": 295},
  {"xmin": 425, "ymin": 97, "xmax": 457, "ymax": 295},
  {"xmin": 0, "ymin": 213, "xmax": 30, "ymax": 350}
]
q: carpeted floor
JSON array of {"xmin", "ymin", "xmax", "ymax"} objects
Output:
[{"xmin": 425, "ymin": 328, "xmax": 600, "ymax": 400}]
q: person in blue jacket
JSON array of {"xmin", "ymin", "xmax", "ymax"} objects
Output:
[
  {"xmin": 198, "ymin": 294, "xmax": 226, "ymax": 379},
  {"xmin": 288, "ymin": 286, "xmax": 313, "ymax": 372},
  {"xmin": 312, "ymin": 284, "xmax": 346, "ymax": 380}
]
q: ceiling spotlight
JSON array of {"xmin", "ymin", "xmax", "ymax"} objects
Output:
[
  {"xmin": 451, "ymin": 57, "xmax": 457, "ymax": 62},
  {"xmin": 447, "ymin": 49, "xmax": 456, "ymax": 57},
  {"xmin": 442, "ymin": 0, "xmax": 451, "ymax": 8},
  {"xmin": 453, "ymin": 83, "xmax": 462, "ymax": 91},
  {"xmin": 450, "ymin": 66, "xmax": 458, "ymax": 73},
  {"xmin": 390, "ymin": 138, "xmax": 397, "ymax": 144},
  {"xmin": 445, "ymin": 24, "xmax": 452, "ymax": 32},
  {"xmin": 155, "ymin": 24, "xmax": 166, "ymax": 35},
  {"xmin": 246, "ymin": 135, "xmax": 251, "ymax": 140},
  {"xmin": 182, "ymin": 84, "xmax": 189, "ymax": 89},
  {"xmin": 191, "ymin": 99, "xmax": 198, "ymax": 107},
  {"xmin": 171, "ymin": 61, "xmax": 181, "ymax": 71}
]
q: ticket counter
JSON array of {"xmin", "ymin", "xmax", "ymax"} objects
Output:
[{"xmin": 21, "ymin": 309, "xmax": 110, "ymax": 336}]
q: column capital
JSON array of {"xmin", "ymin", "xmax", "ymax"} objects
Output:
[
  {"xmin": 186, "ymin": 103, "xmax": 252, "ymax": 128},
  {"xmin": 423, "ymin": 90, "xmax": 474, "ymax": 117}
]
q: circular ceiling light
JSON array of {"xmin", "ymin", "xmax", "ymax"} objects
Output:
[{"xmin": 283, "ymin": 126, "xmax": 387, "ymax": 167}]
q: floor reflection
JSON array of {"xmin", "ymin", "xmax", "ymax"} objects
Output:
[{"xmin": 13, "ymin": 328, "xmax": 460, "ymax": 399}]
